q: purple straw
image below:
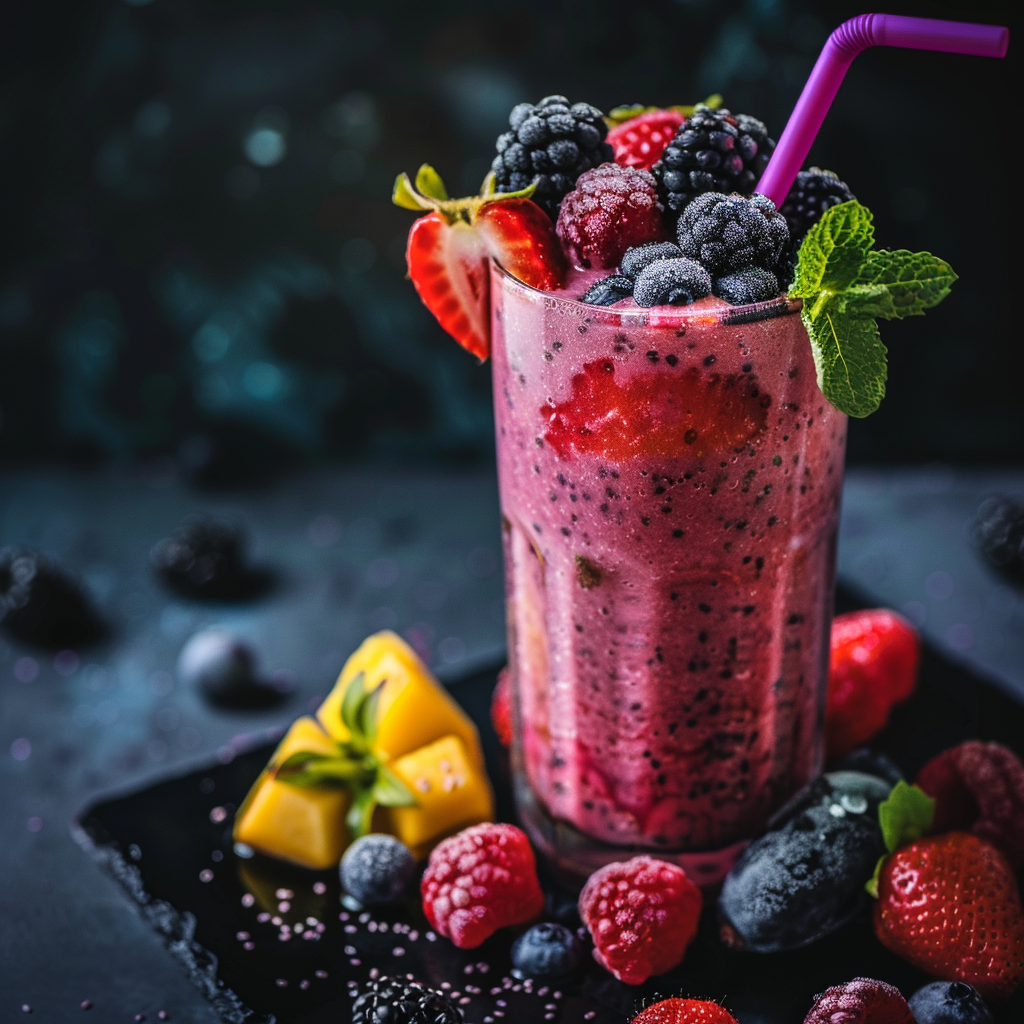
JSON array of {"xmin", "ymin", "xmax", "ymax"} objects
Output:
[{"xmin": 758, "ymin": 13, "xmax": 1009, "ymax": 207}]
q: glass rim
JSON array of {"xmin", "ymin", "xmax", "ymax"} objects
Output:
[{"xmin": 492, "ymin": 260, "xmax": 803, "ymax": 326}]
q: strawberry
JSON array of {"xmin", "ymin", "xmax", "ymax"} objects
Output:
[
  {"xmin": 394, "ymin": 165, "xmax": 566, "ymax": 360},
  {"xmin": 608, "ymin": 108, "xmax": 686, "ymax": 170},
  {"xmin": 870, "ymin": 782, "xmax": 1024, "ymax": 1003},
  {"xmin": 826, "ymin": 609, "xmax": 920, "ymax": 758},
  {"xmin": 631, "ymin": 998, "xmax": 738, "ymax": 1024}
]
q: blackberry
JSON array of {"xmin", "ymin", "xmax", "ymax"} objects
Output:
[
  {"xmin": 677, "ymin": 192, "xmax": 789, "ymax": 277},
  {"xmin": 0, "ymin": 548, "xmax": 103, "ymax": 648},
  {"xmin": 973, "ymin": 497, "xmax": 1024, "ymax": 583},
  {"xmin": 492, "ymin": 96, "xmax": 613, "ymax": 220},
  {"xmin": 151, "ymin": 517, "xmax": 266, "ymax": 600},
  {"xmin": 653, "ymin": 104, "xmax": 775, "ymax": 215},
  {"xmin": 620, "ymin": 242, "xmax": 682, "ymax": 280},
  {"xmin": 351, "ymin": 977, "xmax": 461, "ymax": 1024},
  {"xmin": 340, "ymin": 834, "xmax": 416, "ymax": 906},
  {"xmin": 633, "ymin": 258, "xmax": 711, "ymax": 307},
  {"xmin": 581, "ymin": 275, "xmax": 633, "ymax": 307},
  {"xmin": 713, "ymin": 267, "xmax": 779, "ymax": 305},
  {"xmin": 511, "ymin": 922, "xmax": 583, "ymax": 979},
  {"xmin": 780, "ymin": 167, "xmax": 855, "ymax": 245}
]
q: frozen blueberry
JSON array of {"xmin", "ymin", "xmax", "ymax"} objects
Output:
[
  {"xmin": 835, "ymin": 748, "xmax": 904, "ymax": 786},
  {"xmin": 718, "ymin": 770, "xmax": 891, "ymax": 952},
  {"xmin": 908, "ymin": 981, "xmax": 994, "ymax": 1024},
  {"xmin": 581, "ymin": 275, "xmax": 633, "ymax": 307},
  {"xmin": 713, "ymin": 267, "xmax": 779, "ymax": 305},
  {"xmin": 510, "ymin": 922, "xmax": 583, "ymax": 979},
  {"xmin": 340, "ymin": 834, "xmax": 416, "ymax": 906},
  {"xmin": 177, "ymin": 629, "xmax": 283, "ymax": 708},
  {"xmin": 633, "ymin": 258, "xmax": 711, "ymax": 307},
  {"xmin": 620, "ymin": 241, "xmax": 683, "ymax": 280}
]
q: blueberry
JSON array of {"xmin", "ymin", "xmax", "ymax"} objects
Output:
[
  {"xmin": 713, "ymin": 267, "xmax": 779, "ymax": 305},
  {"xmin": 510, "ymin": 922, "xmax": 583, "ymax": 979},
  {"xmin": 340, "ymin": 834, "xmax": 416, "ymax": 906},
  {"xmin": 620, "ymin": 242, "xmax": 683, "ymax": 280},
  {"xmin": 581, "ymin": 275, "xmax": 633, "ymax": 307},
  {"xmin": 908, "ymin": 982, "xmax": 994, "ymax": 1024},
  {"xmin": 718, "ymin": 770, "xmax": 891, "ymax": 952},
  {"xmin": 177, "ymin": 629, "xmax": 283, "ymax": 709},
  {"xmin": 835, "ymin": 748, "xmax": 903, "ymax": 786},
  {"xmin": 633, "ymin": 258, "xmax": 711, "ymax": 307}
]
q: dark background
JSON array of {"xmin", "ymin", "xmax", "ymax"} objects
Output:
[{"xmin": 0, "ymin": 0, "xmax": 1018, "ymax": 485}]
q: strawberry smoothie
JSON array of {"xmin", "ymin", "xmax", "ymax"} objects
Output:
[{"xmin": 491, "ymin": 262, "xmax": 846, "ymax": 883}]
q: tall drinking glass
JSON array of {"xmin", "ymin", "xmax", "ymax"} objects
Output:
[{"xmin": 491, "ymin": 262, "xmax": 847, "ymax": 886}]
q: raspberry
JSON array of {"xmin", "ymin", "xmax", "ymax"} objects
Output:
[
  {"xmin": 632, "ymin": 998, "xmax": 739, "ymax": 1024},
  {"xmin": 803, "ymin": 978, "xmax": 915, "ymax": 1024},
  {"xmin": 916, "ymin": 741, "xmax": 1024, "ymax": 869},
  {"xmin": 578, "ymin": 855, "xmax": 701, "ymax": 985},
  {"xmin": 676, "ymin": 192, "xmax": 789, "ymax": 276},
  {"xmin": 420, "ymin": 822, "xmax": 543, "ymax": 948},
  {"xmin": 490, "ymin": 667, "xmax": 513, "ymax": 747},
  {"xmin": 556, "ymin": 163, "xmax": 667, "ymax": 270},
  {"xmin": 609, "ymin": 109, "xmax": 687, "ymax": 170}
]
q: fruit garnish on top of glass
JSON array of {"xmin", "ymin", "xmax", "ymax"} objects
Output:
[{"xmin": 391, "ymin": 14, "xmax": 1007, "ymax": 885}]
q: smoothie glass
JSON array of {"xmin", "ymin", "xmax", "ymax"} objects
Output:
[{"xmin": 491, "ymin": 262, "xmax": 847, "ymax": 885}]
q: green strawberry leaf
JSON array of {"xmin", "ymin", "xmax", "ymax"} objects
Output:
[
  {"xmin": 415, "ymin": 164, "xmax": 448, "ymax": 202},
  {"xmin": 392, "ymin": 172, "xmax": 432, "ymax": 211},
  {"xmin": 790, "ymin": 200, "xmax": 875, "ymax": 299},
  {"xmin": 865, "ymin": 854, "xmax": 886, "ymax": 898},
  {"xmin": 340, "ymin": 671, "xmax": 367, "ymax": 736},
  {"xmin": 805, "ymin": 303, "xmax": 888, "ymax": 419},
  {"xmin": 373, "ymin": 766, "xmax": 417, "ymax": 808},
  {"xmin": 855, "ymin": 250, "xmax": 957, "ymax": 318},
  {"xmin": 878, "ymin": 780, "xmax": 936, "ymax": 854}
]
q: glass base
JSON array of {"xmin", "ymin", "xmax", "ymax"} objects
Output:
[{"xmin": 514, "ymin": 772, "xmax": 748, "ymax": 892}]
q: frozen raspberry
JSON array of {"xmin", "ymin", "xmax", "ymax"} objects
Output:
[
  {"xmin": 578, "ymin": 855, "xmax": 701, "ymax": 985},
  {"xmin": 556, "ymin": 163, "xmax": 667, "ymax": 271},
  {"xmin": 420, "ymin": 823, "xmax": 543, "ymax": 949},
  {"xmin": 490, "ymin": 667, "xmax": 513, "ymax": 747},
  {"xmin": 803, "ymin": 978, "xmax": 915, "ymax": 1024},
  {"xmin": 632, "ymin": 998, "xmax": 739, "ymax": 1024},
  {"xmin": 916, "ymin": 741, "xmax": 1024, "ymax": 869},
  {"xmin": 608, "ymin": 108, "xmax": 687, "ymax": 170}
]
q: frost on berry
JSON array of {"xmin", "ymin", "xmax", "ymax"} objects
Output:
[
  {"xmin": 916, "ymin": 741, "xmax": 1024, "ymax": 868},
  {"xmin": 578, "ymin": 855, "xmax": 701, "ymax": 985},
  {"xmin": 555, "ymin": 163, "xmax": 667, "ymax": 271},
  {"xmin": 802, "ymin": 978, "xmax": 914, "ymax": 1024},
  {"xmin": 420, "ymin": 823, "xmax": 544, "ymax": 949}
]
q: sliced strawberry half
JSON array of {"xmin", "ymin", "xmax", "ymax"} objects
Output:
[
  {"xmin": 608, "ymin": 109, "xmax": 686, "ymax": 170},
  {"xmin": 395, "ymin": 165, "xmax": 566, "ymax": 360}
]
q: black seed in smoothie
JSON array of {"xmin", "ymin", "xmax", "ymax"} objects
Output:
[
  {"xmin": 789, "ymin": 365, "xmax": 799, "ymax": 378},
  {"xmin": 666, "ymin": 353, "xmax": 679, "ymax": 366},
  {"xmin": 684, "ymin": 429, "xmax": 698, "ymax": 444},
  {"xmin": 646, "ymin": 351, "xmax": 659, "ymax": 363},
  {"xmin": 575, "ymin": 556, "xmax": 602, "ymax": 589},
  {"xmin": 672, "ymin": 529, "xmax": 684, "ymax": 538},
  {"xmin": 544, "ymin": 351, "xmax": 554, "ymax": 361},
  {"xmin": 703, "ymin": 354, "xmax": 716, "ymax": 366},
  {"xmin": 768, "ymin": 516, "xmax": 778, "ymax": 526},
  {"xmin": 640, "ymin": 517, "xmax": 650, "ymax": 526},
  {"xmin": 661, "ymin": 506, "xmax": 672, "ymax": 514},
  {"xmin": 560, "ymin": 527, "xmax": 571, "ymax": 536},
  {"xmin": 772, "ymin": 455, "xmax": 782, "ymax": 466},
  {"xmin": 742, "ymin": 362, "xmax": 753, "ymax": 372},
  {"xmin": 698, "ymin": 603, "xmax": 712, "ymax": 613}
]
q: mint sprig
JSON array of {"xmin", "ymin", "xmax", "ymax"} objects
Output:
[
  {"xmin": 789, "ymin": 199, "xmax": 956, "ymax": 418},
  {"xmin": 272, "ymin": 671, "xmax": 416, "ymax": 839},
  {"xmin": 865, "ymin": 780, "xmax": 936, "ymax": 897}
]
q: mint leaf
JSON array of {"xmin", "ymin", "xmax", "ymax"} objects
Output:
[
  {"xmin": 358, "ymin": 681, "xmax": 385, "ymax": 747},
  {"xmin": 340, "ymin": 671, "xmax": 366, "ymax": 736},
  {"xmin": 878, "ymin": 781, "xmax": 936, "ymax": 854},
  {"xmin": 373, "ymin": 766, "xmax": 417, "ymax": 808},
  {"xmin": 347, "ymin": 788, "xmax": 377, "ymax": 838},
  {"xmin": 838, "ymin": 284, "xmax": 899, "ymax": 321},
  {"xmin": 790, "ymin": 200, "xmax": 874, "ymax": 298},
  {"xmin": 856, "ymin": 250, "xmax": 957, "ymax": 318},
  {"xmin": 805, "ymin": 304, "xmax": 887, "ymax": 418}
]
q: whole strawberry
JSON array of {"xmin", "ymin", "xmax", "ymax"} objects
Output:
[
  {"xmin": 420, "ymin": 822, "xmax": 544, "ymax": 949},
  {"xmin": 578, "ymin": 855, "xmax": 701, "ymax": 985},
  {"xmin": 632, "ymin": 997, "xmax": 738, "ymax": 1024},
  {"xmin": 874, "ymin": 831, "xmax": 1024, "ymax": 1002},
  {"xmin": 608, "ymin": 108, "xmax": 687, "ymax": 170},
  {"xmin": 802, "ymin": 977, "xmax": 914, "ymax": 1024},
  {"xmin": 826, "ymin": 609, "xmax": 919, "ymax": 758},
  {"xmin": 916, "ymin": 741, "xmax": 1024, "ymax": 868}
]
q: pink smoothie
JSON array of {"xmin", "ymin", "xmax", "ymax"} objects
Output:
[{"xmin": 491, "ymin": 262, "xmax": 846, "ymax": 875}]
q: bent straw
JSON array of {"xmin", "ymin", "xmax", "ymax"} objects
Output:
[{"xmin": 758, "ymin": 13, "xmax": 1009, "ymax": 207}]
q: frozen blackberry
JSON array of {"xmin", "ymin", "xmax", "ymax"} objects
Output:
[
  {"xmin": 713, "ymin": 267, "xmax": 779, "ymax": 305},
  {"xmin": 492, "ymin": 95, "xmax": 613, "ymax": 219},
  {"xmin": 581, "ymin": 275, "xmax": 633, "ymax": 307},
  {"xmin": 653, "ymin": 104, "xmax": 775, "ymax": 215},
  {"xmin": 677, "ymin": 192, "xmax": 789, "ymax": 276},
  {"xmin": 973, "ymin": 497, "xmax": 1024, "ymax": 583},
  {"xmin": 511, "ymin": 922, "xmax": 583, "ymax": 979},
  {"xmin": 151, "ymin": 517, "xmax": 265, "ymax": 600},
  {"xmin": 340, "ymin": 834, "xmax": 416, "ymax": 906},
  {"xmin": 0, "ymin": 548, "xmax": 103, "ymax": 648},
  {"xmin": 620, "ymin": 241, "xmax": 682, "ymax": 280},
  {"xmin": 351, "ymin": 977, "xmax": 461, "ymax": 1024},
  {"xmin": 780, "ymin": 167, "xmax": 855, "ymax": 245},
  {"xmin": 633, "ymin": 258, "xmax": 711, "ymax": 307}
]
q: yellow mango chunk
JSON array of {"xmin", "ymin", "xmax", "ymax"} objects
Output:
[
  {"xmin": 233, "ymin": 717, "xmax": 351, "ymax": 870},
  {"xmin": 383, "ymin": 734, "xmax": 494, "ymax": 856},
  {"xmin": 317, "ymin": 631, "xmax": 484, "ymax": 769}
]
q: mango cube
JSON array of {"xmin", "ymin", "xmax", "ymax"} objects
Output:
[
  {"xmin": 384, "ymin": 734, "xmax": 494, "ymax": 856},
  {"xmin": 233, "ymin": 717, "xmax": 350, "ymax": 870},
  {"xmin": 317, "ymin": 631, "xmax": 484, "ymax": 769}
]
